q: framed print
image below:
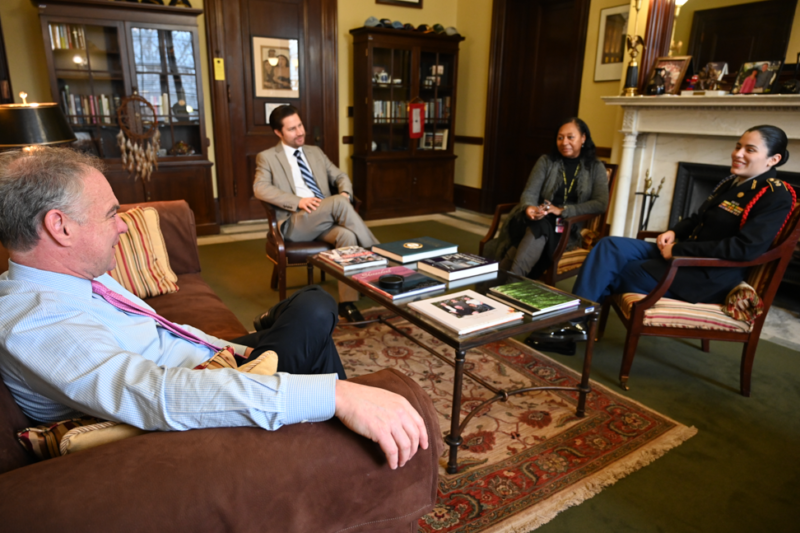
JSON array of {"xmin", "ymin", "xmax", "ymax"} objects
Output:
[
  {"xmin": 265, "ymin": 103, "xmax": 290, "ymax": 123},
  {"xmin": 376, "ymin": 0, "xmax": 422, "ymax": 8},
  {"xmin": 419, "ymin": 132, "xmax": 433, "ymax": 150},
  {"xmin": 594, "ymin": 4, "xmax": 629, "ymax": 82},
  {"xmin": 731, "ymin": 60, "xmax": 782, "ymax": 94},
  {"xmin": 253, "ymin": 37, "xmax": 300, "ymax": 98},
  {"xmin": 646, "ymin": 56, "xmax": 691, "ymax": 95}
]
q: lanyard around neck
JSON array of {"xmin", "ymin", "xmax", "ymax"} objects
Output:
[{"xmin": 561, "ymin": 161, "xmax": 580, "ymax": 206}]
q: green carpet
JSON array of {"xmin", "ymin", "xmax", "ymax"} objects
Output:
[{"xmin": 199, "ymin": 221, "xmax": 800, "ymax": 533}]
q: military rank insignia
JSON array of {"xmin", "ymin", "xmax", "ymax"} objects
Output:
[{"xmin": 719, "ymin": 200, "xmax": 744, "ymax": 216}]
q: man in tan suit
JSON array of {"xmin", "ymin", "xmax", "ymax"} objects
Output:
[{"xmin": 254, "ymin": 105, "xmax": 378, "ymax": 323}]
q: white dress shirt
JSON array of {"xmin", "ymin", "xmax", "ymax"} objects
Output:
[
  {"xmin": 282, "ymin": 143, "xmax": 316, "ymax": 198},
  {"xmin": 0, "ymin": 261, "xmax": 336, "ymax": 430}
]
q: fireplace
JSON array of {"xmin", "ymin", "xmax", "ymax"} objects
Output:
[{"xmin": 671, "ymin": 163, "xmax": 800, "ymax": 312}]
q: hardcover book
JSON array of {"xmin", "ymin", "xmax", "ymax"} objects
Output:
[
  {"xmin": 489, "ymin": 280, "xmax": 580, "ymax": 317},
  {"xmin": 351, "ymin": 266, "xmax": 445, "ymax": 300},
  {"xmin": 418, "ymin": 253, "xmax": 498, "ymax": 281},
  {"xmin": 371, "ymin": 236, "xmax": 457, "ymax": 263},
  {"xmin": 318, "ymin": 246, "xmax": 387, "ymax": 272},
  {"xmin": 408, "ymin": 290, "xmax": 524, "ymax": 335}
]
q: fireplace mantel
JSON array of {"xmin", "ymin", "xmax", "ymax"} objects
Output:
[{"xmin": 603, "ymin": 95, "xmax": 800, "ymax": 237}]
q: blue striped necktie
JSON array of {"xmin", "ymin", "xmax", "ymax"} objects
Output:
[{"xmin": 294, "ymin": 149, "xmax": 324, "ymax": 199}]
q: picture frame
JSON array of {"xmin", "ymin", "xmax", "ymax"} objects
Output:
[
  {"xmin": 594, "ymin": 4, "xmax": 629, "ymax": 82},
  {"xmin": 252, "ymin": 36, "xmax": 300, "ymax": 99},
  {"xmin": 731, "ymin": 60, "xmax": 783, "ymax": 95},
  {"xmin": 419, "ymin": 132, "xmax": 433, "ymax": 150},
  {"xmin": 646, "ymin": 56, "xmax": 692, "ymax": 95},
  {"xmin": 376, "ymin": 0, "xmax": 422, "ymax": 8}
]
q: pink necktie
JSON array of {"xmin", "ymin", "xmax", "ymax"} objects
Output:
[{"xmin": 91, "ymin": 280, "xmax": 223, "ymax": 353}]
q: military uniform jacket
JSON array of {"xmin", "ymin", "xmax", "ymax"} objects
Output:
[{"xmin": 642, "ymin": 167, "xmax": 794, "ymax": 303}]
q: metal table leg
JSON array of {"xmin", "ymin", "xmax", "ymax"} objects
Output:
[
  {"xmin": 445, "ymin": 349, "xmax": 467, "ymax": 474},
  {"xmin": 576, "ymin": 311, "xmax": 599, "ymax": 417}
]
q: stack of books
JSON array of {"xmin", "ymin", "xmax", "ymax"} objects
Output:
[
  {"xmin": 318, "ymin": 246, "xmax": 387, "ymax": 272},
  {"xmin": 418, "ymin": 253, "xmax": 498, "ymax": 281},
  {"xmin": 488, "ymin": 280, "xmax": 580, "ymax": 317},
  {"xmin": 352, "ymin": 266, "xmax": 445, "ymax": 300},
  {"xmin": 372, "ymin": 237, "xmax": 457, "ymax": 263},
  {"xmin": 409, "ymin": 290, "xmax": 523, "ymax": 335}
]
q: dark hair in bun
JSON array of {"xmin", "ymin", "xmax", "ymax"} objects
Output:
[{"xmin": 746, "ymin": 125, "xmax": 790, "ymax": 167}]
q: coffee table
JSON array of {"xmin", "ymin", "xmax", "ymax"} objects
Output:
[{"xmin": 307, "ymin": 257, "xmax": 600, "ymax": 474}]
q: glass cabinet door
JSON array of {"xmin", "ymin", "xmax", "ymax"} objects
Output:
[
  {"xmin": 130, "ymin": 27, "xmax": 201, "ymax": 157},
  {"xmin": 49, "ymin": 22, "xmax": 126, "ymax": 157},
  {"xmin": 371, "ymin": 47, "xmax": 411, "ymax": 152},
  {"xmin": 418, "ymin": 51, "xmax": 454, "ymax": 152}
]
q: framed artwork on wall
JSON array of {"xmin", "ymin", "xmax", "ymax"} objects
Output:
[
  {"xmin": 594, "ymin": 4, "xmax": 629, "ymax": 82},
  {"xmin": 376, "ymin": 0, "xmax": 422, "ymax": 8},
  {"xmin": 253, "ymin": 36, "xmax": 300, "ymax": 98}
]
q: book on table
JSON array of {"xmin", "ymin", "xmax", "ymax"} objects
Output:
[
  {"xmin": 351, "ymin": 266, "xmax": 445, "ymax": 300},
  {"xmin": 446, "ymin": 271, "xmax": 499, "ymax": 290},
  {"xmin": 488, "ymin": 280, "xmax": 580, "ymax": 317},
  {"xmin": 408, "ymin": 290, "xmax": 524, "ymax": 335},
  {"xmin": 371, "ymin": 236, "xmax": 457, "ymax": 263},
  {"xmin": 418, "ymin": 252, "xmax": 498, "ymax": 281},
  {"xmin": 317, "ymin": 246, "xmax": 387, "ymax": 272}
]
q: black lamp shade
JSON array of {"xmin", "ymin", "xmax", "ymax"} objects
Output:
[{"xmin": 0, "ymin": 103, "xmax": 76, "ymax": 147}]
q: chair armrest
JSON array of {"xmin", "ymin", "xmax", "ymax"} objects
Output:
[
  {"xmin": 636, "ymin": 230, "xmax": 661, "ymax": 240},
  {"xmin": 0, "ymin": 369, "xmax": 442, "ymax": 533},
  {"xmin": 479, "ymin": 203, "xmax": 517, "ymax": 255},
  {"xmin": 261, "ymin": 201, "xmax": 287, "ymax": 260},
  {"xmin": 550, "ymin": 212, "xmax": 603, "ymax": 262},
  {"xmin": 629, "ymin": 246, "xmax": 788, "ymax": 313}
]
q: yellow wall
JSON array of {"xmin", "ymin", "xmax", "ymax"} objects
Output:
[
  {"xmin": 577, "ymin": 0, "xmax": 631, "ymax": 151},
  {"xmin": 453, "ymin": 0, "xmax": 492, "ymax": 189},
  {"xmin": 0, "ymin": 0, "xmax": 50, "ymax": 103}
]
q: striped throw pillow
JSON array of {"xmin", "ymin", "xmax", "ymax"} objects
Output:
[{"xmin": 108, "ymin": 207, "xmax": 178, "ymax": 298}]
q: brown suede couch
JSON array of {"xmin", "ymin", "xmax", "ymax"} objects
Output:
[{"xmin": 0, "ymin": 200, "xmax": 441, "ymax": 532}]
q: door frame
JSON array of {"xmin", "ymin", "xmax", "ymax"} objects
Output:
[
  {"xmin": 480, "ymin": 0, "xmax": 590, "ymax": 213},
  {"xmin": 203, "ymin": 0, "xmax": 339, "ymax": 224}
]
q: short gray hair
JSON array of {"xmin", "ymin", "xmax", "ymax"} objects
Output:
[{"xmin": 0, "ymin": 147, "xmax": 104, "ymax": 252}]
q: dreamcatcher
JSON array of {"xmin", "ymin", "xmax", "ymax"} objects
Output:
[{"xmin": 116, "ymin": 94, "xmax": 160, "ymax": 200}]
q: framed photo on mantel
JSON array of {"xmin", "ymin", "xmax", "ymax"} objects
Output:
[{"xmin": 376, "ymin": 0, "xmax": 423, "ymax": 8}]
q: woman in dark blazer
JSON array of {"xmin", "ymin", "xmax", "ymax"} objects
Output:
[{"xmin": 492, "ymin": 118, "xmax": 609, "ymax": 280}]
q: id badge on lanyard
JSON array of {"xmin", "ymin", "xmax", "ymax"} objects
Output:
[{"xmin": 555, "ymin": 217, "xmax": 565, "ymax": 233}]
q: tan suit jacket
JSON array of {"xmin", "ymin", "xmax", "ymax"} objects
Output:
[{"xmin": 253, "ymin": 143, "xmax": 354, "ymax": 225}]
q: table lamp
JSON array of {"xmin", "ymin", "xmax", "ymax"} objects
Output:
[{"xmin": 0, "ymin": 92, "xmax": 76, "ymax": 149}]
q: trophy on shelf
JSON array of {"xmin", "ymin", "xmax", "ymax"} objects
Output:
[{"xmin": 622, "ymin": 0, "xmax": 644, "ymax": 97}]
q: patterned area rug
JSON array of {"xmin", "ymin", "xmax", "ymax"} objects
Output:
[{"xmin": 334, "ymin": 313, "xmax": 697, "ymax": 533}]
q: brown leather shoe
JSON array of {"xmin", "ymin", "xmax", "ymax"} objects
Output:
[{"xmin": 338, "ymin": 302, "xmax": 367, "ymax": 327}]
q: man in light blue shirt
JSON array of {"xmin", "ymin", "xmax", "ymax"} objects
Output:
[{"xmin": 0, "ymin": 147, "xmax": 427, "ymax": 470}]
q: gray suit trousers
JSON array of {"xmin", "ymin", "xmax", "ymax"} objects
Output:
[{"xmin": 282, "ymin": 195, "xmax": 379, "ymax": 301}]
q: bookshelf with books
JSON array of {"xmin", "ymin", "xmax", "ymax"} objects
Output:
[
  {"xmin": 350, "ymin": 27, "xmax": 464, "ymax": 219},
  {"xmin": 36, "ymin": 0, "xmax": 217, "ymax": 235}
]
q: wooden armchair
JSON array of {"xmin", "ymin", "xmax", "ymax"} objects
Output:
[
  {"xmin": 597, "ymin": 202, "xmax": 800, "ymax": 397},
  {"xmin": 479, "ymin": 163, "xmax": 618, "ymax": 285},
  {"xmin": 261, "ymin": 198, "xmax": 363, "ymax": 300},
  {"xmin": 261, "ymin": 201, "xmax": 332, "ymax": 301}
]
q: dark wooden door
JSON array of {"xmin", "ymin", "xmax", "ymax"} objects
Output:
[
  {"xmin": 481, "ymin": 0, "xmax": 590, "ymax": 212},
  {"xmin": 687, "ymin": 0, "xmax": 797, "ymax": 73},
  {"xmin": 205, "ymin": 0, "xmax": 338, "ymax": 224}
]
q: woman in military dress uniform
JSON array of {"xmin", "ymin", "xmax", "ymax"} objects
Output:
[{"xmin": 530, "ymin": 125, "xmax": 795, "ymax": 352}]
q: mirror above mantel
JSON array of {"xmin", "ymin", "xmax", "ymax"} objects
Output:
[{"xmin": 681, "ymin": 0, "xmax": 796, "ymax": 78}]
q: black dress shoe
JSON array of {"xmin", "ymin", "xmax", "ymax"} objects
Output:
[
  {"xmin": 526, "ymin": 322, "xmax": 588, "ymax": 343},
  {"xmin": 524, "ymin": 336, "xmax": 577, "ymax": 356},
  {"xmin": 338, "ymin": 302, "xmax": 367, "ymax": 327},
  {"xmin": 253, "ymin": 310, "xmax": 274, "ymax": 332}
]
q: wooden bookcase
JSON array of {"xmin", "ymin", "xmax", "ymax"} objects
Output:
[
  {"xmin": 33, "ymin": 0, "xmax": 218, "ymax": 235},
  {"xmin": 350, "ymin": 27, "xmax": 464, "ymax": 220}
]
